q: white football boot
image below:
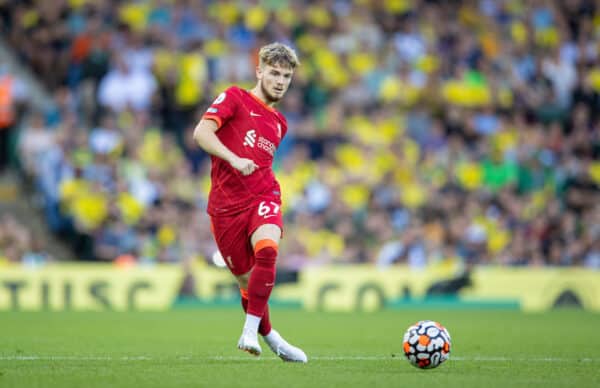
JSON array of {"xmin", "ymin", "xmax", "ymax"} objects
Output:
[
  {"xmin": 237, "ymin": 328, "xmax": 262, "ymax": 356},
  {"xmin": 263, "ymin": 329, "xmax": 308, "ymax": 363}
]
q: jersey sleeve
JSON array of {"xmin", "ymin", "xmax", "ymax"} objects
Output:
[{"xmin": 201, "ymin": 87, "xmax": 238, "ymax": 129}]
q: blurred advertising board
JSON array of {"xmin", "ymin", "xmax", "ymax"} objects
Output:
[
  {"xmin": 1, "ymin": 265, "xmax": 598, "ymax": 312},
  {"xmin": 0, "ymin": 265, "xmax": 182, "ymax": 311},
  {"xmin": 298, "ymin": 267, "xmax": 600, "ymax": 312}
]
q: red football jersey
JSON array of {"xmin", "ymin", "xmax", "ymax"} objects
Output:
[{"xmin": 202, "ymin": 86, "xmax": 288, "ymax": 216}]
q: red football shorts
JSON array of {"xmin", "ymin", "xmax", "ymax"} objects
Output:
[{"xmin": 210, "ymin": 198, "xmax": 283, "ymax": 276}]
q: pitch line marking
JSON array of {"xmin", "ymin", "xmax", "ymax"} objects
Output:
[
  {"xmin": 0, "ymin": 355, "xmax": 596, "ymax": 362},
  {"xmin": 209, "ymin": 356, "xmax": 597, "ymax": 362}
]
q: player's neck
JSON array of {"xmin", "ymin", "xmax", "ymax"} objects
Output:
[{"xmin": 250, "ymin": 86, "xmax": 277, "ymax": 108}]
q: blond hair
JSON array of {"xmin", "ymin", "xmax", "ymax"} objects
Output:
[{"xmin": 258, "ymin": 42, "xmax": 300, "ymax": 69}]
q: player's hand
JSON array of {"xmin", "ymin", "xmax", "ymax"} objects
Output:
[{"xmin": 230, "ymin": 157, "xmax": 258, "ymax": 176}]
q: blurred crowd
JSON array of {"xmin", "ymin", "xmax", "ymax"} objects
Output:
[
  {"xmin": 0, "ymin": 214, "xmax": 53, "ymax": 266},
  {"xmin": 1, "ymin": 0, "xmax": 599, "ymax": 269}
]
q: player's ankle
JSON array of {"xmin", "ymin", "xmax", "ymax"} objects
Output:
[
  {"xmin": 243, "ymin": 314, "xmax": 262, "ymax": 334},
  {"xmin": 261, "ymin": 328, "xmax": 273, "ymax": 337},
  {"xmin": 263, "ymin": 328, "xmax": 279, "ymax": 340}
]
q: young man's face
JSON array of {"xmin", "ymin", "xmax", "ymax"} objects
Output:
[{"xmin": 257, "ymin": 63, "xmax": 294, "ymax": 103}]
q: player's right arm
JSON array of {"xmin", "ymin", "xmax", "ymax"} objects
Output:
[{"xmin": 193, "ymin": 118, "xmax": 258, "ymax": 176}]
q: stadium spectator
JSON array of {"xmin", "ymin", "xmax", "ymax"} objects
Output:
[
  {"xmin": 0, "ymin": 214, "xmax": 52, "ymax": 265},
  {"xmin": 0, "ymin": 65, "xmax": 28, "ymax": 172}
]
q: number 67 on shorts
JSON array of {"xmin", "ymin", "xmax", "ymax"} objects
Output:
[{"xmin": 258, "ymin": 201, "xmax": 280, "ymax": 219}]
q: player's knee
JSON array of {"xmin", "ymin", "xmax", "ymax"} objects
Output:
[
  {"xmin": 255, "ymin": 246, "xmax": 277, "ymax": 267},
  {"xmin": 254, "ymin": 239, "xmax": 278, "ymax": 268}
]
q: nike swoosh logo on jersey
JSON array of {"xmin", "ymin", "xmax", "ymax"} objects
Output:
[
  {"xmin": 250, "ymin": 111, "xmax": 261, "ymax": 117},
  {"xmin": 263, "ymin": 214, "xmax": 277, "ymax": 219}
]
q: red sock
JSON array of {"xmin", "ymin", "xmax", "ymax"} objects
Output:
[
  {"xmin": 247, "ymin": 239, "xmax": 277, "ymax": 319},
  {"xmin": 240, "ymin": 294, "xmax": 272, "ymax": 336}
]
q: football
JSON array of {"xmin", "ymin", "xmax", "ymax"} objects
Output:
[{"xmin": 403, "ymin": 320, "xmax": 451, "ymax": 369}]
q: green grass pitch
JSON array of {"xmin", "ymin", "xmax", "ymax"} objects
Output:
[{"xmin": 0, "ymin": 309, "xmax": 598, "ymax": 387}]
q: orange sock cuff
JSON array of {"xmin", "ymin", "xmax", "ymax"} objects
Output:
[
  {"xmin": 254, "ymin": 239, "xmax": 278, "ymax": 255},
  {"xmin": 240, "ymin": 288, "xmax": 249, "ymax": 299}
]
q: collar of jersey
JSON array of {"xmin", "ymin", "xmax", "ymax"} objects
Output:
[{"xmin": 247, "ymin": 90, "xmax": 276, "ymax": 113}]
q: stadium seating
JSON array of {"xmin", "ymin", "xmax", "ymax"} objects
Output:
[{"xmin": 0, "ymin": 0, "xmax": 598, "ymax": 268}]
